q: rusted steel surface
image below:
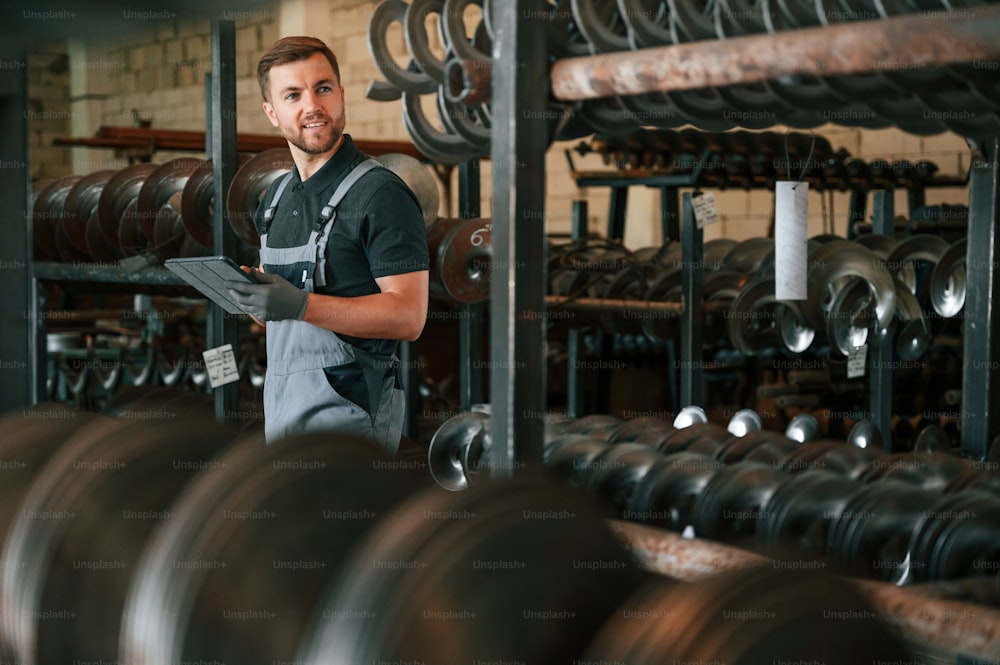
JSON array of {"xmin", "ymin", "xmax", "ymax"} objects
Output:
[
  {"xmin": 609, "ymin": 520, "xmax": 768, "ymax": 580},
  {"xmin": 550, "ymin": 8, "xmax": 1000, "ymax": 102},
  {"xmin": 446, "ymin": 57, "xmax": 493, "ymax": 106},
  {"xmin": 611, "ymin": 520, "xmax": 1000, "ymax": 662},
  {"xmin": 855, "ymin": 579, "xmax": 1000, "ymax": 662},
  {"xmin": 53, "ymin": 126, "xmax": 427, "ymax": 160}
]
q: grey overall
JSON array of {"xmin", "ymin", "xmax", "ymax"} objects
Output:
[{"xmin": 258, "ymin": 159, "xmax": 404, "ymax": 452}]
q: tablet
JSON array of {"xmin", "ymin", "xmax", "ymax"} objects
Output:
[{"xmin": 164, "ymin": 256, "xmax": 258, "ymax": 315}]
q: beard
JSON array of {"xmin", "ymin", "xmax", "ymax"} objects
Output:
[{"xmin": 284, "ymin": 110, "xmax": 346, "ymax": 155}]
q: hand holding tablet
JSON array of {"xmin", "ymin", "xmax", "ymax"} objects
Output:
[{"xmin": 164, "ymin": 256, "xmax": 260, "ymax": 315}]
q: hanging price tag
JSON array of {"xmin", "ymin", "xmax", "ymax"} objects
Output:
[
  {"xmin": 847, "ymin": 344, "xmax": 867, "ymax": 379},
  {"xmin": 691, "ymin": 192, "xmax": 720, "ymax": 229},
  {"xmin": 775, "ymin": 181, "xmax": 808, "ymax": 300},
  {"xmin": 202, "ymin": 344, "xmax": 240, "ymax": 388}
]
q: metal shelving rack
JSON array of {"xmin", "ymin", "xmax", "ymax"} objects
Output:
[
  {"xmin": 3, "ymin": 21, "xmax": 244, "ymax": 419},
  {"xmin": 485, "ymin": 1, "xmax": 1000, "ymax": 478}
]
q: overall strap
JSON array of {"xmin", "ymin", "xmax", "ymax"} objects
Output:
[
  {"xmin": 314, "ymin": 158, "xmax": 383, "ymax": 288},
  {"xmin": 260, "ymin": 171, "xmax": 294, "ymax": 235}
]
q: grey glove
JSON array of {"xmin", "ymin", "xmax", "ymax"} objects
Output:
[{"xmin": 225, "ymin": 271, "xmax": 308, "ymax": 321}]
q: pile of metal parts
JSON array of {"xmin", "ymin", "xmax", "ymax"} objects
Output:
[
  {"xmin": 29, "ymin": 152, "xmax": 463, "ymax": 285},
  {"xmin": 31, "ymin": 154, "xmax": 489, "ymax": 300},
  {"xmin": 547, "ymin": 231, "xmax": 968, "ymax": 359},
  {"xmin": 428, "ymin": 406, "xmax": 1000, "ymax": 587},
  {"xmin": 577, "ymin": 127, "xmax": 948, "ymax": 191},
  {"xmin": 0, "ymin": 394, "xmax": 942, "ymax": 665},
  {"xmin": 31, "ymin": 155, "xmax": 259, "ymax": 267},
  {"xmin": 44, "ymin": 330, "xmax": 265, "ymax": 412},
  {"xmin": 367, "ymin": 0, "xmax": 1000, "ymax": 163}
]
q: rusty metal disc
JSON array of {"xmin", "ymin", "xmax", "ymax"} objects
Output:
[
  {"xmin": 180, "ymin": 154, "xmax": 253, "ymax": 248},
  {"xmin": 61, "ymin": 170, "xmax": 117, "ymax": 259},
  {"xmin": 134, "ymin": 157, "xmax": 204, "ymax": 241},
  {"xmin": 54, "ymin": 211, "xmax": 93, "ymax": 262},
  {"xmin": 0, "ymin": 406, "xmax": 108, "ymax": 544},
  {"xmin": 118, "ymin": 199, "xmax": 149, "ymax": 257},
  {"xmin": 298, "ymin": 477, "xmax": 647, "ymax": 665},
  {"xmin": 0, "ymin": 412, "xmax": 238, "ymax": 665},
  {"xmin": 584, "ymin": 566, "xmax": 913, "ymax": 665},
  {"xmin": 120, "ymin": 431, "xmax": 428, "ymax": 665},
  {"xmin": 30, "ymin": 178, "xmax": 56, "ymax": 260},
  {"xmin": 437, "ymin": 218, "xmax": 493, "ymax": 303},
  {"xmin": 152, "ymin": 191, "xmax": 187, "ymax": 261},
  {"xmin": 226, "ymin": 147, "xmax": 293, "ymax": 247},
  {"xmin": 32, "ymin": 175, "xmax": 81, "ymax": 262},
  {"xmin": 428, "ymin": 217, "xmax": 493, "ymax": 303},
  {"xmin": 85, "ymin": 206, "xmax": 119, "ymax": 262},
  {"xmin": 97, "ymin": 163, "xmax": 159, "ymax": 257}
]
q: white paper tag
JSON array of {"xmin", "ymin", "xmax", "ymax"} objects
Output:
[
  {"xmin": 202, "ymin": 344, "xmax": 240, "ymax": 388},
  {"xmin": 775, "ymin": 181, "xmax": 808, "ymax": 300},
  {"xmin": 691, "ymin": 192, "xmax": 720, "ymax": 229},
  {"xmin": 847, "ymin": 344, "xmax": 867, "ymax": 379}
]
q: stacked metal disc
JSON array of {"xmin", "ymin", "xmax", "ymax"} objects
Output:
[
  {"xmin": 30, "ymin": 154, "xmax": 266, "ymax": 265},
  {"xmin": 577, "ymin": 127, "xmax": 945, "ymax": 194},
  {"xmin": 726, "ymin": 232, "xmax": 967, "ymax": 357},
  {"xmin": 544, "ymin": 229, "xmax": 964, "ymax": 359},
  {"xmin": 0, "ymin": 396, "xmax": 649, "ymax": 665},
  {"xmin": 29, "ymin": 149, "xmax": 493, "ymax": 304},
  {"xmin": 368, "ymin": 0, "xmax": 1000, "ymax": 162},
  {"xmin": 428, "ymin": 408, "xmax": 1000, "ymax": 585}
]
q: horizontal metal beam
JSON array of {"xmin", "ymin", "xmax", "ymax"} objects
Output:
[
  {"xmin": 611, "ymin": 521, "xmax": 1000, "ymax": 663},
  {"xmin": 550, "ymin": 8, "xmax": 1000, "ymax": 102},
  {"xmin": 53, "ymin": 126, "xmax": 427, "ymax": 159},
  {"xmin": 545, "ymin": 295, "xmax": 731, "ymax": 315}
]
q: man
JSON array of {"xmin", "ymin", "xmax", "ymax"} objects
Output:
[{"xmin": 226, "ymin": 36, "xmax": 429, "ymax": 452}]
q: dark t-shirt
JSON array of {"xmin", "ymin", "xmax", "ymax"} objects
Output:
[{"xmin": 253, "ymin": 135, "xmax": 430, "ymax": 353}]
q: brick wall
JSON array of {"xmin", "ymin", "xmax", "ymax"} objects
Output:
[
  {"xmin": 26, "ymin": 44, "xmax": 71, "ymax": 180},
  {"xmin": 32, "ymin": 0, "xmax": 971, "ymax": 240}
]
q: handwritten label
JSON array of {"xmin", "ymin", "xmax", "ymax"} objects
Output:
[
  {"xmin": 847, "ymin": 344, "xmax": 867, "ymax": 379},
  {"xmin": 202, "ymin": 344, "xmax": 240, "ymax": 388},
  {"xmin": 691, "ymin": 192, "xmax": 720, "ymax": 229}
]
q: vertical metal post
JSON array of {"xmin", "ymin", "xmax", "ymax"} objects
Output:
[
  {"xmin": 0, "ymin": 45, "xmax": 37, "ymax": 413},
  {"xmin": 870, "ymin": 190, "xmax": 894, "ymax": 452},
  {"xmin": 566, "ymin": 199, "xmax": 587, "ymax": 418},
  {"xmin": 210, "ymin": 20, "xmax": 241, "ymax": 423},
  {"xmin": 847, "ymin": 190, "xmax": 867, "ymax": 239},
  {"xmin": 660, "ymin": 185, "xmax": 680, "ymax": 242},
  {"xmin": 608, "ymin": 185, "xmax": 629, "ymax": 240},
  {"xmin": 488, "ymin": 0, "xmax": 547, "ymax": 477},
  {"xmin": 962, "ymin": 138, "xmax": 1000, "ymax": 460},
  {"xmin": 458, "ymin": 158, "xmax": 483, "ymax": 409},
  {"xmin": 679, "ymin": 193, "xmax": 704, "ymax": 407}
]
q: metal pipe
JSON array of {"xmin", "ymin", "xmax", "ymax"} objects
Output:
[
  {"xmin": 445, "ymin": 57, "xmax": 492, "ymax": 106},
  {"xmin": 608, "ymin": 520, "xmax": 768, "ymax": 580},
  {"xmin": 610, "ymin": 520, "xmax": 1000, "ymax": 662},
  {"xmin": 548, "ymin": 9, "xmax": 1000, "ymax": 102},
  {"xmin": 543, "ymin": 296, "xmax": 733, "ymax": 315},
  {"xmin": 545, "ymin": 295, "xmax": 683, "ymax": 314}
]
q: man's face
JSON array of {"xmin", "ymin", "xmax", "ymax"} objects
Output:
[{"xmin": 262, "ymin": 52, "xmax": 346, "ymax": 157}]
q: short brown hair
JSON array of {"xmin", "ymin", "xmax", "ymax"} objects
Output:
[{"xmin": 257, "ymin": 36, "xmax": 341, "ymax": 102}]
